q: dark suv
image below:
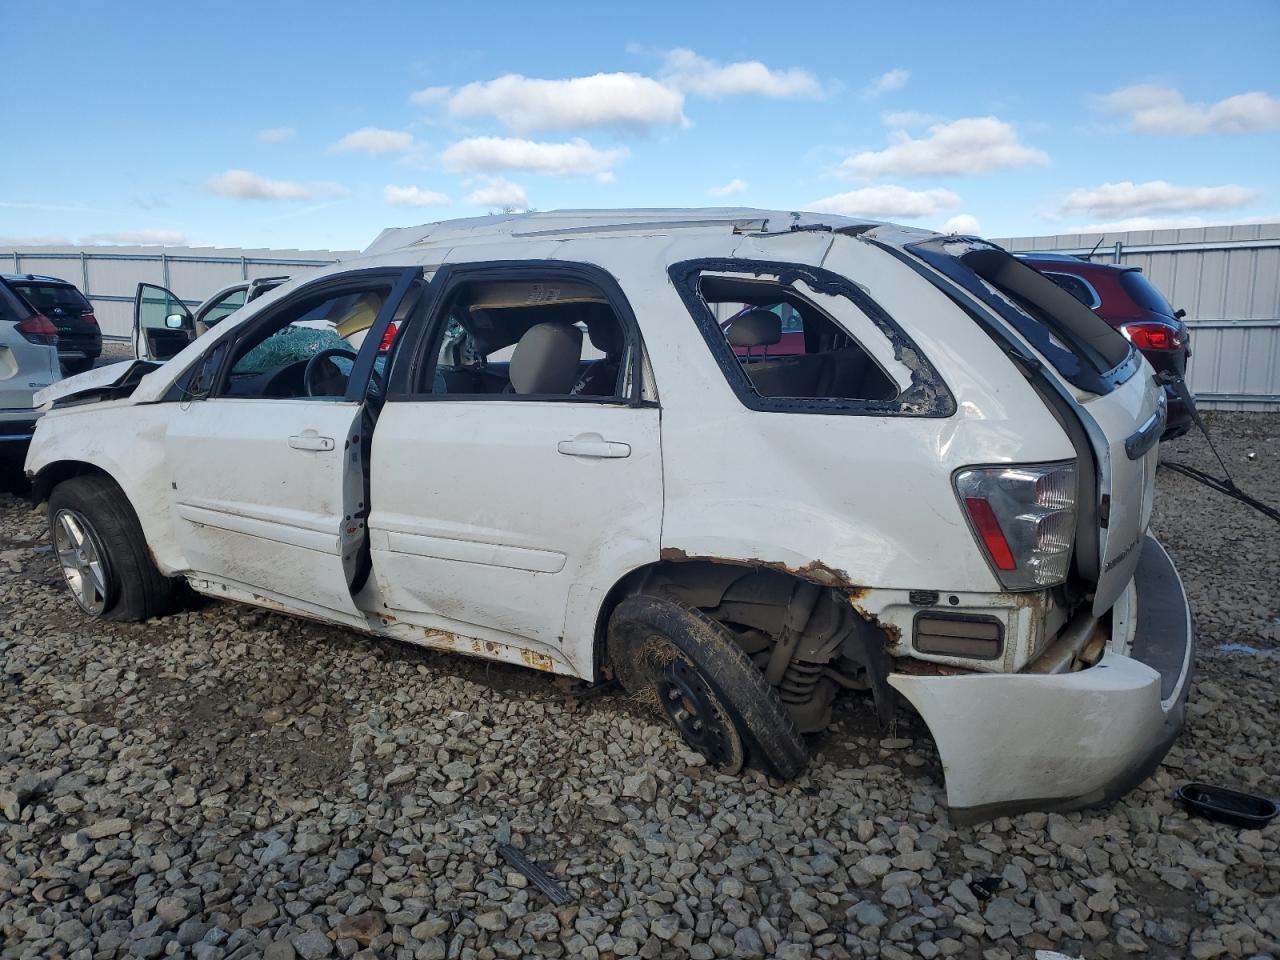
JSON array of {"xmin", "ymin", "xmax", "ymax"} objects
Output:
[
  {"xmin": 1016, "ymin": 254, "xmax": 1192, "ymax": 439},
  {"xmin": 2, "ymin": 274, "xmax": 102, "ymax": 374}
]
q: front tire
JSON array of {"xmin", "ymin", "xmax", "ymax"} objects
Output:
[
  {"xmin": 48, "ymin": 475, "xmax": 182, "ymax": 621},
  {"xmin": 608, "ymin": 594, "xmax": 809, "ymax": 779}
]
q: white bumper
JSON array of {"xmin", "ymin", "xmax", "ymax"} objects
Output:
[{"xmin": 889, "ymin": 536, "xmax": 1193, "ymax": 823}]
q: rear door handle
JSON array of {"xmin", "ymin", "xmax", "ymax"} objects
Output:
[
  {"xmin": 557, "ymin": 432, "xmax": 630, "ymax": 459},
  {"xmin": 289, "ymin": 431, "xmax": 334, "ymax": 452}
]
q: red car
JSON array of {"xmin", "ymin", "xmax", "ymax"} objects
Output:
[{"xmin": 1015, "ymin": 254, "xmax": 1192, "ymax": 439}]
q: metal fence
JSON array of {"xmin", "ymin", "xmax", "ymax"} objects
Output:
[
  {"xmin": 994, "ymin": 224, "xmax": 1280, "ymax": 411},
  {"xmin": 4, "ymin": 246, "xmax": 354, "ymax": 341}
]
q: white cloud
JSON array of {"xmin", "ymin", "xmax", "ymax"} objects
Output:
[
  {"xmin": 257, "ymin": 127, "xmax": 295, "ymax": 144},
  {"xmin": 383, "ymin": 185, "xmax": 451, "ymax": 208},
  {"xmin": 807, "ymin": 185, "xmax": 960, "ymax": 219},
  {"xmin": 865, "ymin": 68, "xmax": 909, "ymax": 98},
  {"xmin": 1065, "ymin": 214, "xmax": 1280, "ymax": 234},
  {"xmin": 660, "ymin": 48, "xmax": 822, "ymax": 99},
  {"xmin": 465, "ymin": 177, "xmax": 528, "ymax": 211},
  {"xmin": 206, "ymin": 169, "xmax": 347, "ymax": 201},
  {"xmin": 841, "ymin": 117, "xmax": 1048, "ymax": 178},
  {"xmin": 409, "ymin": 85, "xmax": 451, "ymax": 106},
  {"xmin": 709, "ymin": 178, "xmax": 748, "ymax": 197},
  {"xmin": 1059, "ymin": 180, "xmax": 1261, "ymax": 219},
  {"xmin": 441, "ymin": 73, "xmax": 685, "ymax": 133},
  {"xmin": 85, "ymin": 229, "xmax": 187, "ymax": 246},
  {"xmin": 882, "ymin": 110, "xmax": 943, "ymax": 128},
  {"xmin": 938, "ymin": 214, "xmax": 981, "ymax": 235},
  {"xmin": 441, "ymin": 136, "xmax": 627, "ymax": 177},
  {"xmin": 330, "ymin": 127, "xmax": 415, "ymax": 156},
  {"xmin": 1098, "ymin": 84, "xmax": 1280, "ymax": 135}
]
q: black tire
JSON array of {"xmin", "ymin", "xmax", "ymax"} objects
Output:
[
  {"xmin": 47, "ymin": 474, "xmax": 182, "ymax": 621},
  {"xmin": 608, "ymin": 594, "xmax": 809, "ymax": 779}
]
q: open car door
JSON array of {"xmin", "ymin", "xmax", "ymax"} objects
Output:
[{"xmin": 133, "ymin": 283, "xmax": 196, "ymax": 361}]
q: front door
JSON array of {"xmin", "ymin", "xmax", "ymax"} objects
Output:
[
  {"xmin": 367, "ymin": 263, "xmax": 663, "ymax": 672},
  {"xmin": 134, "ymin": 283, "xmax": 195, "ymax": 361},
  {"xmin": 164, "ymin": 267, "xmax": 421, "ymax": 625}
]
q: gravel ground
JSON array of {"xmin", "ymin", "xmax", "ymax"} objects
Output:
[{"xmin": 1, "ymin": 413, "xmax": 1277, "ymax": 960}]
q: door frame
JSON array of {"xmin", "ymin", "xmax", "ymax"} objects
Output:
[{"xmin": 384, "ymin": 259, "xmax": 651, "ymax": 407}]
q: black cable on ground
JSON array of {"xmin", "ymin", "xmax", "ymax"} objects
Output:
[{"xmin": 1155, "ymin": 372, "xmax": 1280, "ymax": 525}]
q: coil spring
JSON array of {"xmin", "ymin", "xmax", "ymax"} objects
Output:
[{"xmin": 778, "ymin": 660, "xmax": 824, "ymax": 704}]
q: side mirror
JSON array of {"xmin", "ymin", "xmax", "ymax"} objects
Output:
[
  {"xmin": 1174, "ymin": 308, "xmax": 1186, "ymax": 320},
  {"xmin": 165, "ymin": 313, "xmax": 189, "ymax": 329}
]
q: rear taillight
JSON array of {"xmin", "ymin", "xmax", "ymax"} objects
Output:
[
  {"xmin": 81, "ymin": 311, "xmax": 99, "ymax": 327},
  {"xmin": 955, "ymin": 462, "xmax": 1077, "ymax": 590},
  {"xmin": 1120, "ymin": 320, "xmax": 1184, "ymax": 351},
  {"xmin": 15, "ymin": 314, "xmax": 59, "ymax": 346},
  {"xmin": 379, "ymin": 322, "xmax": 398, "ymax": 352}
]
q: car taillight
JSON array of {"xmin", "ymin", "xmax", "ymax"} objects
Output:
[
  {"xmin": 1120, "ymin": 321, "xmax": 1184, "ymax": 351},
  {"xmin": 379, "ymin": 322, "xmax": 398, "ymax": 352},
  {"xmin": 81, "ymin": 311, "xmax": 99, "ymax": 327},
  {"xmin": 955, "ymin": 462, "xmax": 1077, "ymax": 589},
  {"xmin": 15, "ymin": 314, "xmax": 59, "ymax": 346}
]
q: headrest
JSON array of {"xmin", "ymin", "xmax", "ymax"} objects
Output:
[
  {"xmin": 585, "ymin": 310, "xmax": 624, "ymax": 356},
  {"xmin": 726, "ymin": 309, "xmax": 782, "ymax": 348},
  {"xmin": 509, "ymin": 322, "xmax": 583, "ymax": 394},
  {"xmin": 333, "ymin": 292, "xmax": 384, "ymax": 339}
]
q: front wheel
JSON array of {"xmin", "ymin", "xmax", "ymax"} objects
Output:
[
  {"xmin": 48, "ymin": 475, "xmax": 182, "ymax": 621},
  {"xmin": 608, "ymin": 595, "xmax": 809, "ymax": 779}
]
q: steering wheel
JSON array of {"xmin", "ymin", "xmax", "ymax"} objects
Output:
[{"xmin": 303, "ymin": 347, "xmax": 384, "ymax": 398}]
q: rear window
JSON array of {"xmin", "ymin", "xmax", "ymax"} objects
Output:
[
  {"xmin": 11, "ymin": 282, "xmax": 91, "ymax": 316},
  {"xmin": 907, "ymin": 239, "xmax": 1135, "ymax": 395},
  {"xmin": 0, "ymin": 280, "xmax": 34, "ymax": 323},
  {"xmin": 1118, "ymin": 271, "xmax": 1175, "ymax": 318}
]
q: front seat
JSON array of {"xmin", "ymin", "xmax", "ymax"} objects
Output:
[
  {"xmin": 508, "ymin": 321, "xmax": 583, "ymax": 395},
  {"xmin": 572, "ymin": 311, "xmax": 625, "ymax": 396}
]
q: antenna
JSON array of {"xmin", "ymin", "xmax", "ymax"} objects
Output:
[{"xmin": 1085, "ymin": 236, "xmax": 1104, "ymax": 262}]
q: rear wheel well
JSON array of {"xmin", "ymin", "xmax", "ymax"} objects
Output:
[
  {"xmin": 594, "ymin": 558, "xmax": 895, "ymax": 733},
  {"xmin": 31, "ymin": 461, "xmax": 117, "ymax": 506}
]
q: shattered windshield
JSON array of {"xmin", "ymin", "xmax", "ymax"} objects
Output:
[{"xmin": 233, "ymin": 324, "xmax": 347, "ymax": 375}]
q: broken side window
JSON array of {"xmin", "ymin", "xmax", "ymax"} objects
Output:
[{"xmin": 671, "ymin": 259, "xmax": 953, "ymax": 417}]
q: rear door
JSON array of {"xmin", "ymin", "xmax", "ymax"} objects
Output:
[
  {"xmin": 368, "ymin": 262, "xmax": 662, "ymax": 665},
  {"xmin": 134, "ymin": 283, "xmax": 195, "ymax": 360}
]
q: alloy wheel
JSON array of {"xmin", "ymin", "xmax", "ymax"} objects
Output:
[{"xmin": 52, "ymin": 508, "xmax": 111, "ymax": 615}]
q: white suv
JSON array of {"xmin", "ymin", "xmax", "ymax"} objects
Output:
[{"xmin": 25, "ymin": 209, "xmax": 1192, "ymax": 823}]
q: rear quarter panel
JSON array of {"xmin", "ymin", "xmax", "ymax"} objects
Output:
[{"xmin": 589, "ymin": 234, "xmax": 1077, "ymax": 593}]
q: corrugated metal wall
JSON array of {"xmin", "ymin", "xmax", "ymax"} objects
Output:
[
  {"xmin": 3, "ymin": 245, "xmax": 358, "ymax": 340},
  {"xmin": 994, "ymin": 222, "xmax": 1280, "ymax": 410}
]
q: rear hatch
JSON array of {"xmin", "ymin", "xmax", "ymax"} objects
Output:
[
  {"xmin": 9, "ymin": 281, "xmax": 96, "ymax": 341},
  {"xmin": 891, "ymin": 235, "xmax": 1161, "ymax": 614}
]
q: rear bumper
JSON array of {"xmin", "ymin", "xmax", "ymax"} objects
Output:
[
  {"xmin": 1161, "ymin": 383, "xmax": 1194, "ymax": 439},
  {"xmin": 889, "ymin": 535, "xmax": 1193, "ymax": 824}
]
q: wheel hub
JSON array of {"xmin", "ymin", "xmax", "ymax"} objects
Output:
[
  {"xmin": 653, "ymin": 657, "xmax": 736, "ymax": 767},
  {"xmin": 52, "ymin": 508, "xmax": 110, "ymax": 616}
]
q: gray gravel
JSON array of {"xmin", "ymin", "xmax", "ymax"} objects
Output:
[{"xmin": 1, "ymin": 413, "xmax": 1277, "ymax": 960}]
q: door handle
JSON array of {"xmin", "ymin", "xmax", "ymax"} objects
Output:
[
  {"xmin": 557, "ymin": 432, "xmax": 630, "ymax": 459},
  {"xmin": 288, "ymin": 431, "xmax": 335, "ymax": 452}
]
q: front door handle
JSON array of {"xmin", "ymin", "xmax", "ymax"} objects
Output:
[
  {"xmin": 289, "ymin": 431, "xmax": 335, "ymax": 452},
  {"xmin": 557, "ymin": 432, "xmax": 630, "ymax": 459}
]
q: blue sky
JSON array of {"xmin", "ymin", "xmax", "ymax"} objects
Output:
[{"xmin": 4, "ymin": 0, "xmax": 1279, "ymax": 251}]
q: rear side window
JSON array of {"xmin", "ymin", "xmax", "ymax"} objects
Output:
[
  {"xmin": 10, "ymin": 282, "xmax": 90, "ymax": 316},
  {"xmin": 670, "ymin": 259, "xmax": 954, "ymax": 417},
  {"xmin": 1118, "ymin": 271, "xmax": 1175, "ymax": 318}
]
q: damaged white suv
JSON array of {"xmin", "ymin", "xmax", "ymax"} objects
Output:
[{"xmin": 26, "ymin": 209, "xmax": 1192, "ymax": 823}]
